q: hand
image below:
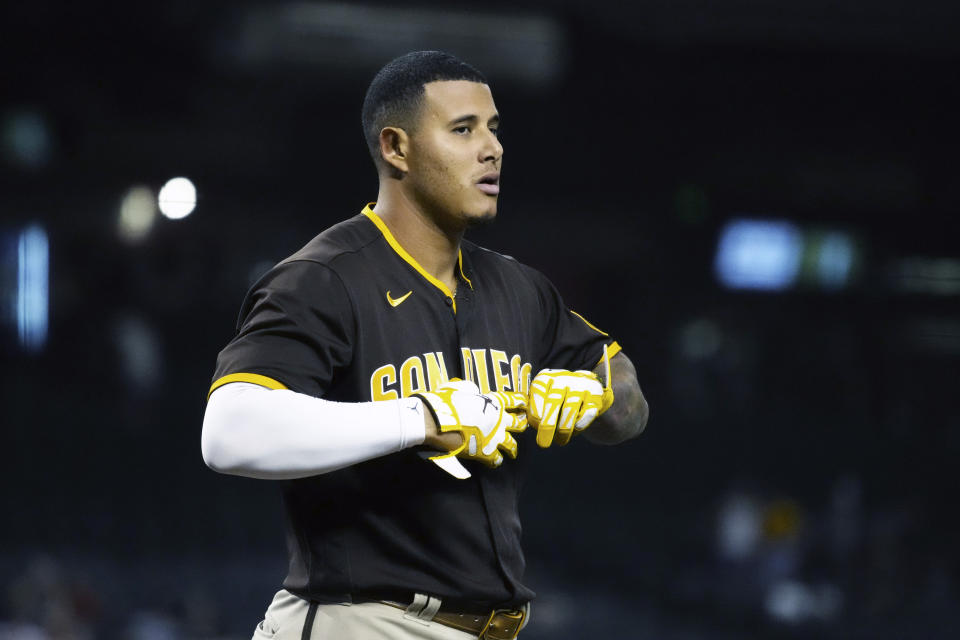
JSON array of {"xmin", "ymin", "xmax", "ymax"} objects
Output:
[
  {"xmin": 528, "ymin": 345, "xmax": 614, "ymax": 447},
  {"xmin": 413, "ymin": 380, "xmax": 527, "ymax": 478}
]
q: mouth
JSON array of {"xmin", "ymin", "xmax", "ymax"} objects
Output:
[{"xmin": 475, "ymin": 172, "xmax": 500, "ymax": 196}]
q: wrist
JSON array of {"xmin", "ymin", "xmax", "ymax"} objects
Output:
[
  {"xmin": 421, "ymin": 400, "xmax": 441, "ymax": 446},
  {"xmin": 412, "ymin": 395, "xmax": 464, "ymax": 452}
]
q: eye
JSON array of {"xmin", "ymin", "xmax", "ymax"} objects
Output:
[
  {"xmin": 452, "ymin": 126, "xmax": 471, "ymax": 135},
  {"xmin": 489, "ymin": 127, "xmax": 500, "ymax": 138}
]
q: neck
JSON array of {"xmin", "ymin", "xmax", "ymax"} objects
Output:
[{"xmin": 373, "ymin": 181, "xmax": 463, "ymax": 292}]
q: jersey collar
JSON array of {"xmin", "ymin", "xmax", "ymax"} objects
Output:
[{"xmin": 362, "ymin": 204, "xmax": 472, "ymax": 312}]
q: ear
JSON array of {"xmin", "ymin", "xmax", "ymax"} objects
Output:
[{"xmin": 379, "ymin": 126, "xmax": 410, "ymax": 176}]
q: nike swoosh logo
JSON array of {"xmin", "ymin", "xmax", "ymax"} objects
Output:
[{"xmin": 386, "ymin": 290, "xmax": 413, "ymax": 307}]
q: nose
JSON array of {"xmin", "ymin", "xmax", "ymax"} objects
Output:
[{"xmin": 480, "ymin": 129, "xmax": 503, "ymax": 164}]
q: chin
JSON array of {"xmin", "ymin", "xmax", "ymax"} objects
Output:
[{"xmin": 465, "ymin": 207, "xmax": 497, "ymax": 228}]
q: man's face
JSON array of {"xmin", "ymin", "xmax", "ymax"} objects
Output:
[{"xmin": 405, "ymin": 80, "xmax": 503, "ymax": 229}]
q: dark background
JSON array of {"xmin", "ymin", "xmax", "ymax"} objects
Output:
[{"xmin": 2, "ymin": 1, "xmax": 959, "ymax": 638}]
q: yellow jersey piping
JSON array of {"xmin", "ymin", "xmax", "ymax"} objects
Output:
[
  {"xmin": 458, "ymin": 252, "xmax": 473, "ymax": 290},
  {"xmin": 363, "ymin": 204, "xmax": 462, "ymax": 312},
  {"xmin": 571, "ymin": 310, "xmax": 609, "ymax": 336}
]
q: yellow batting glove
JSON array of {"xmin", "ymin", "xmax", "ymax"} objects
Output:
[
  {"xmin": 413, "ymin": 380, "xmax": 527, "ymax": 479},
  {"xmin": 496, "ymin": 390, "xmax": 530, "ymax": 435},
  {"xmin": 528, "ymin": 344, "xmax": 615, "ymax": 448}
]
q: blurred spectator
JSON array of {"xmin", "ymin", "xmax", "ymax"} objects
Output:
[{"xmin": 4, "ymin": 556, "xmax": 96, "ymax": 639}]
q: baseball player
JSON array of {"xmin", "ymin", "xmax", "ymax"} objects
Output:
[{"xmin": 201, "ymin": 51, "xmax": 648, "ymax": 640}]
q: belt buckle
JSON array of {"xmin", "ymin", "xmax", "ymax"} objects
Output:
[{"xmin": 479, "ymin": 607, "xmax": 526, "ymax": 640}]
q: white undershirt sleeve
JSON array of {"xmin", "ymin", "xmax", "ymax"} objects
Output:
[{"xmin": 201, "ymin": 382, "xmax": 427, "ymax": 479}]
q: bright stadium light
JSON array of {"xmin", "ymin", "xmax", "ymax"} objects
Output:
[
  {"xmin": 714, "ymin": 219, "xmax": 803, "ymax": 291},
  {"xmin": 17, "ymin": 224, "xmax": 49, "ymax": 351},
  {"xmin": 158, "ymin": 177, "xmax": 196, "ymax": 220},
  {"xmin": 118, "ymin": 185, "xmax": 157, "ymax": 243}
]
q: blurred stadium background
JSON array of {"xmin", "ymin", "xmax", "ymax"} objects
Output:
[{"xmin": 2, "ymin": 1, "xmax": 959, "ymax": 638}]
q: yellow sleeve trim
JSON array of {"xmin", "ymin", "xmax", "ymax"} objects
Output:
[
  {"xmin": 571, "ymin": 310, "xmax": 609, "ymax": 337},
  {"xmin": 362, "ymin": 204, "xmax": 461, "ymax": 312},
  {"xmin": 596, "ymin": 341, "xmax": 622, "ymax": 368},
  {"xmin": 207, "ymin": 373, "xmax": 288, "ymax": 400}
]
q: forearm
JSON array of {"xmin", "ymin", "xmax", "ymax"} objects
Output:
[
  {"xmin": 583, "ymin": 352, "xmax": 649, "ymax": 445},
  {"xmin": 201, "ymin": 382, "xmax": 427, "ymax": 479}
]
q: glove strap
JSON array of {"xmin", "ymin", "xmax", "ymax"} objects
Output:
[
  {"xmin": 411, "ymin": 393, "xmax": 469, "ymax": 460},
  {"xmin": 410, "ymin": 392, "xmax": 440, "ymax": 428},
  {"xmin": 599, "ymin": 344, "xmax": 615, "ymax": 414}
]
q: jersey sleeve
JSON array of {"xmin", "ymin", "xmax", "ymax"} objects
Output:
[
  {"xmin": 210, "ymin": 260, "xmax": 355, "ymax": 398},
  {"xmin": 526, "ymin": 266, "xmax": 621, "ymax": 372}
]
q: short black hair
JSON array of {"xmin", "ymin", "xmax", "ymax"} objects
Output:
[{"xmin": 361, "ymin": 51, "xmax": 487, "ymax": 172}]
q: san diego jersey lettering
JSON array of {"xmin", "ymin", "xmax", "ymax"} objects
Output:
[{"xmin": 370, "ymin": 348, "xmax": 532, "ymax": 400}]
